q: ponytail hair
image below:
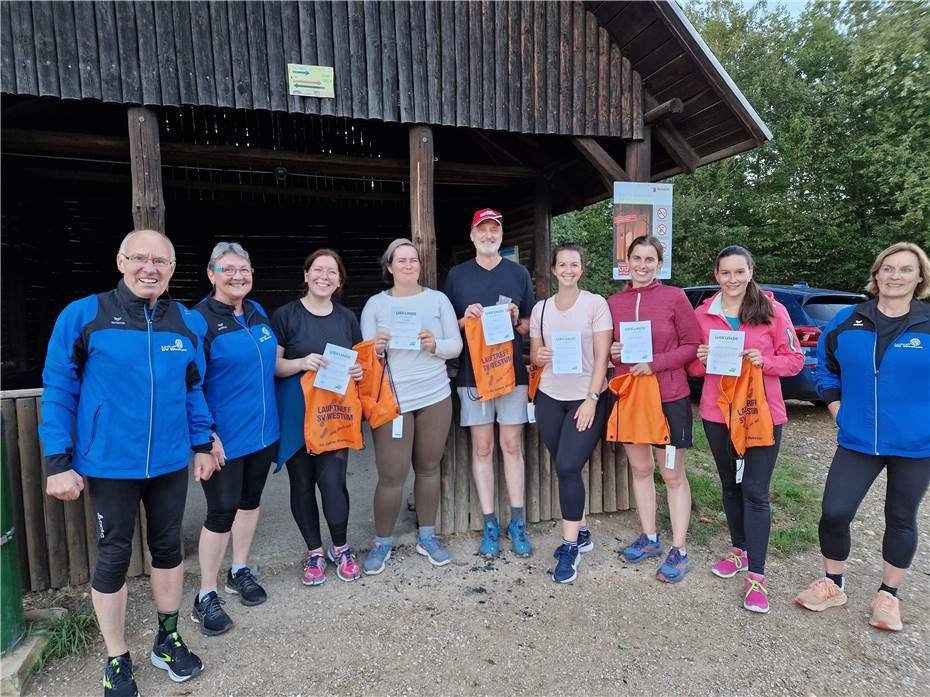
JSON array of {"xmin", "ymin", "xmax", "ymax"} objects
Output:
[{"xmin": 715, "ymin": 246, "xmax": 775, "ymax": 325}]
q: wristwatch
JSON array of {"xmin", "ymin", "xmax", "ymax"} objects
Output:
[{"xmin": 588, "ymin": 392, "xmax": 599, "ymax": 402}]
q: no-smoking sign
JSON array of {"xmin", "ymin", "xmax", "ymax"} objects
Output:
[
  {"xmin": 656, "ymin": 207, "xmax": 668, "ymax": 220},
  {"xmin": 656, "ymin": 223, "xmax": 668, "ymax": 234}
]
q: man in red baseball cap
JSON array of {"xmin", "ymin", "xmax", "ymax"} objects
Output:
[{"xmin": 444, "ymin": 208, "xmax": 536, "ymax": 559}]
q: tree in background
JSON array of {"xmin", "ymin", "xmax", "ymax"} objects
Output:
[{"xmin": 554, "ymin": 0, "xmax": 930, "ymax": 294}]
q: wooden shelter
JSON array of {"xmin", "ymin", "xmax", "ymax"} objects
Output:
[{"xmin": 1, "ymin": 0, "xmax": 770, "ymax": 590}]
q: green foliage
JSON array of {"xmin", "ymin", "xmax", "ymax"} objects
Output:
[
  {"xmin": 31, "ymin": 608, "xmax": 99, "ymax": 672},
  {"xmin": 554, "ymin": 0, "xmax": 930, "ymax": 292}
]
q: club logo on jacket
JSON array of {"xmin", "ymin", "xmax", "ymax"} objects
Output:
[
  {"xmin": 161, "ymin": 338, "xmax": 187, "ymax": 352},
  {"xmin": 259, "ymin": 326, "xmax": 274, "ymax": 342},
  {"xmin": 111, "ymin": 316, "xmax": 125, "ymax": 325},
  {"xmin": 893, "ymin": 337, "xmax": 923, "ymax": 349},
  {"xmin": 217, "ymin": 322, "xmax": 228, "ymax": 331}
]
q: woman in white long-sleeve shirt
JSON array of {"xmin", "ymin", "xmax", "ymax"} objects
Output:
[{"xmin": 359, "ymin": 238, "xmax": 462, "ymax": 574}]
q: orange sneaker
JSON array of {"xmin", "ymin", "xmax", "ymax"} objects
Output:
[
  {"xmin": 869, "ymin": 591, "xmax": 903, "ymax": 632},
  {"xmin": 795, "ymin": 577, "xmax": 848, "ymax": 612}
]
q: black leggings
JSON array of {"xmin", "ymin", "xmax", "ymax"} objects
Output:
[
  {"xmin": 704, "ymin": 420, "xmax": 783, "ymax": 574},
  {"xmin": 286, "ymin": 448, "xmax": 350, "ymax": 550},
  {"xmin": 200, "ymin": 443, "xmax": 276, "ymax": 533},
  {"xmin": 819, "ymin": 446, "xmax": 930, "ymax": 569},
  {"xmin": 87, "ymin": 468, "xmax": 188, "ymax": 593},
  {"xmin": 535, "ymin": 391, "xmax": 610, "ymax": 522}
]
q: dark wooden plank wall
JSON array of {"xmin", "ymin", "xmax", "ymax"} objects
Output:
[{"xmin": 2, "ymin": 1, "xmax": 644, "ymax": 139}]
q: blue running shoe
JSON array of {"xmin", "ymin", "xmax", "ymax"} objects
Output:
[
  {"xmin": 656, "ymin": 547, "xmax": 690, "ymax": 583},
  {"xmin": 363, "ymin": 541, "xmax": 392, "ymax": 575},
  {"xmin": 416, "ymin": 535, "xmax": 450, "ymax": 566},
  {"xmin": 507, "ymin": 520, "xmax": 533, "ymax": 557},
  {"xmin": 552, "ymin": 543, "xmax": 580, "ymax": 584},
  {"xmin": 479, "ymin": 519, "xmax": 500, "ymax": 558},
  {"xmin": 621, "ymin": 533, "xmax": 663, "ymax": 563},
  {"xmin": 576, "ymin": 527, "xmax": 594, "ymax": 554}
]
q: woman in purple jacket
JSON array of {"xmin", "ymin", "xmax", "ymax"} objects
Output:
[{"xmin": 607, "ymin": 235, "xmax": 701, "ymax": 583}]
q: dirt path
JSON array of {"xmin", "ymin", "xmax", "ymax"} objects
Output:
[{"xmin": 25, "ymin": 404, "xmax": 930, "ymax": 696}]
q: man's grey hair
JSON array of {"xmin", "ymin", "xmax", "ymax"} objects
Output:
[
  {"xmin": 118, "ymin": 230, "xmax": 176, "ymax": 261},
  {"xmin": 208, "ymin": 241, "xmax": 251, "ymax": 269}
]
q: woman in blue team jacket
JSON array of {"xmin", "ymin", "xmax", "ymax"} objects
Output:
[
  {"xmin": 191, "ymin": 242, "xmax": 280, "ymax": 636},
  {"xmin": 795, "ymin": 241, "xmax": 930, "ymax": 633}
]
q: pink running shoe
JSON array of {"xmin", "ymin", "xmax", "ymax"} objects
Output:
[
  {"xmin": 795, "ymin": 577, "xmax": 847, "ymax": 612},
  {"xmin": 328, "ymin": 544, "xmax": 361, "ymax": 582},
  {"xmin": 742, "ymin": 572, "xmax": 769, "ymax": 614},
  {"xmin": 302, "ymin": 550, "xmax": 326, "ymax": 586},
  {"xmin": 712, "ymin": 547, "xmax": 749, "ymax": 578}
]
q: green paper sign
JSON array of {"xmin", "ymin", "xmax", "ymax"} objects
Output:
[{"xmin": 287, "ymin": 64, "xmax": 335, "ymax": 99}]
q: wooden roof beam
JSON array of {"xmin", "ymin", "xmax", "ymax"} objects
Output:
[
  {"xmin": 644, "ymin": 98, "xmax": 683, "ymax": 125},
  {"xmin": 571, "ymin": 136, "xmax": 630, "ymax": 193},
  {"xmin": 645, "ymin": 93, "xmax": 699, "ymax": 174},
  {"xmin": 0, "ymin": 129, "xmax": 540, "ymax": 185}
]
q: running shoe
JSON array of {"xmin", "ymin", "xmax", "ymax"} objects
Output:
[
  {"xmin": 302, "ymin": 550, "xmax": 326, "ymax": 586},
  {"xmin": 150, "ymin": 632, "xmax": 203, "ymax": 683},
  {"xmin": 621, "ymin": 533, "xmax": 662, "ymax": 563},
  {"xmin": 327, "ymin": 544, "xmax": 362, "ymax": 581},
  {"xmin": 576, "ymin": 527, "xmax": 594, "ymax": 554},
  {"xmin": 742, "ymin": 573, "xmax": 769, "ymax": 614},
  {"xmin": 103, "ymin": 654, "xmax": 138, "ymax": 697},
  {"xmin": 795, "ymin": 577, "xmax": 848, "ymax": 612},
  {"xmin": 656, "ymin": 547, "xmax": 690, "ymax": 583},
  {"xmin": 190, "ymin": 590, "xmax": 233, "ymax": 636},
  {"xmin": 225, "ymin": 567, "xmax": 267, "ymax": 606},
  {"xmin": 363, "ymin": 540, "xmax": 392, "ymax": 575},
  {"xmin": 711, "ymin": 547, "xmax": 749, "ymax": 578},
  {"xmin": 417, "ymin": 535, "xmax": 451, "ymax": 566},
  {"xmin": 552, "ymin": 543, "xmax": 580, "ymax": 584},
  {"xmin": 479, "ymin": 518, "xmax": 500, "ymax": 558},
  {"xmin": 507, "ymin": 519, "xmax": 533, "ymax": 557},
  {"xmin": 869, "ymin": 591, "xmax": 903, "ymax": 632}
]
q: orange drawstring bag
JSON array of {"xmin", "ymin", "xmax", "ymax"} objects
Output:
[
  {"xmin": 353, "ymin": 339, "xmax": 401, "ymax": 429},
  {"xmin": 299, "ymin": 371, "xmax": 364, "ymax": 454},
  {"xmin": 605, "ymin": 373, "xmax": 670, "ymax": 445},
  {"xmin": 527, "ymin": 298, "xmax": 547, "ymax": 402},
  {"xmin": 716, "ymin": 361, "xmax": 775, "ymax": 456},
  {"xmin": 464, "ymin": 316, "xmax": 516, "ymax": 402}
]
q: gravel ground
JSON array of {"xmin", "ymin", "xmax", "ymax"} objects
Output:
[{"xmin": 24, "ymin": 402, "xmax": 930, "ymax": 697}]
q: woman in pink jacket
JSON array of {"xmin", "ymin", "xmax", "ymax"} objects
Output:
[
  {"xmin": 690, "ymin": 246, "xmax": 803, "ymax": 614},
  {"xmin": 607, "ymin": 235, "xmax": 701, "ymax": 583}
]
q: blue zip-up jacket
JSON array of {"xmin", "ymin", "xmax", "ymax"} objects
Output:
[
  {"xmin": 39, "ymin": 281, "xmax": 214, "ymax": 479},
  {"xmin": 816, "ymin": 299, "xmax": 930, "ymax": 458},
  {"xmin": 194, "ymin": 296, "xmax": 280, "ymax": 460}
]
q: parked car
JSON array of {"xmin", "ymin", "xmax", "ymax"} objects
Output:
[{"xmin": 683, "ymin": 283, "xmax": 868, "ymax": 404}]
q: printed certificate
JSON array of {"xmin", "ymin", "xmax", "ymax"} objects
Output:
[
  {"xmin": 313, "ymin": 343, "xmax": 358, "ymax": 395},
  {"xmin": 552, "ymin": 331, "xmax": 583, "ymax": 374},
  {"xmin": 706, "ymin": 329, "xmax": 745, "ymax": 376},
  {"xmin": 480, "ymin": 303, "xmax": 514, "ymax": 346},
  {"xmin": 388, "ymin": 307, "xmax": 421, "ymax": 351},
  {"xmin": 619, "ymin": 321, "xmax": 653, "ymax": 363}
]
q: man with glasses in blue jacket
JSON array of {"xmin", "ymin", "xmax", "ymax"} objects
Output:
[{"xmin": 40, "ymin": 229, "xmax": 217, "ymax": 697}]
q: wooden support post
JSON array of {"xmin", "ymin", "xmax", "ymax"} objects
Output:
[
  {"xmin": 625, "ymin": 125, "xmax": 652, "ymax": 183},
  {"xmin": 532, "ymin": 178, "xmax": 552, "ymax": 301},
  {"xmin": 409, "ymin": 124, "xmax": 437, "ymax": 288},
  {"xmin": 525, "ymin": 423, "xmax": 540, "ymax": 523},
  {"xmin": 440, "ymin": 428, "xmax": 454, "ymax": 534},
  {"xmin": 454, "ymin": 419, "xmax": 470, "ymax": 533},
  {"xmin": 127, "ymin": 107, "xmax": 165, "ymax": 233},
  {"xmin": 16, "ymin": 398, "xmax": 48, "ymax": 591}
]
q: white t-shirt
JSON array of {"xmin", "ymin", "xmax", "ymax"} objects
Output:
[
  {"xmin": 529, "ymin": 290, "xmax": 612, "ymax": 401},
  {"xmin": 360, "ymin": 288, "xmax": 463, "ymax": 413}
]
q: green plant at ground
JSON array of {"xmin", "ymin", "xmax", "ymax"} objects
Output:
[
  {"xmin": 653, "ymin": 422, "xmax": 820, "ymax": 556},
  {"xmin": 31, "ymin": 607, "xmax": 99, "ymax": 673}
]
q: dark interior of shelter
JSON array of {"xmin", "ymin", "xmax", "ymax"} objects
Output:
[{"xmin": 1, "ymin": 94, "xmax": 633, "ymax": 389}]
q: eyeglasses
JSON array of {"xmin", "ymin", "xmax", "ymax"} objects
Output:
[
  {"xmin": 212, "ymin": 266, "xmax": 254, "ymax": 277},
  {"xmin": 121, "ymin": 253, "xmax": 175, "ymax": 268},
  {"xmin": 308, "ymin": 267, "xmax": 339, "ymax": 278}
]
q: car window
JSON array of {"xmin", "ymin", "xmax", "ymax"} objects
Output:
[
  {"xmin": 770, "ymin": 292, "xmax": 806, "ymax": 325},
  {"xmin": 801, "ymin": 296, "xmax": 865, "ymax": 322}
]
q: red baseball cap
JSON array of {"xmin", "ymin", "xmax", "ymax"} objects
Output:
[{"xmin": 471, "ymin": 208, "xmax": 503, "ymax": 228}]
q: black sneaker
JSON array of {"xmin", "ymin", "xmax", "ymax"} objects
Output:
[
  {"xmin": 225, "ymin": 567, "xmax": 267, "ymax": 606},
  {"xmin": 103, "ymin": 654, "xmax": 138, "ymax": 697},
  {"xmin": 191, "ymin": 590, "xmax": 233, "ymax": 636},
  {"xmin": 150, "ymin": 631, "xmax": 203, "ymax": 682}
]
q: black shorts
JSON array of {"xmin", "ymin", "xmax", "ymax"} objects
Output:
[{"xmin": 662, "ymin": 396, "xmax": 693, "ymax": 448}]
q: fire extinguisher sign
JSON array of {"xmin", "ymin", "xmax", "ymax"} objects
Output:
[{"xmin": 612, "ymin": 182, "xmax": 673, "ymax": 281}]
